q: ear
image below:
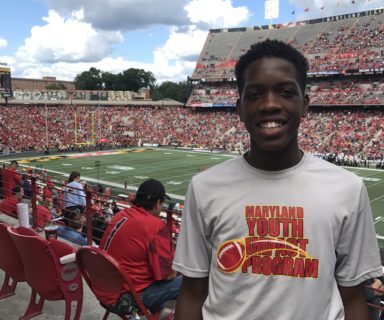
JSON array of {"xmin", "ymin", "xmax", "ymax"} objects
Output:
[
  {"xmin": 156, "ymin": 199, "xmax": 163, "ymax": 211},
  {"xmin": 236, "ymin": 98, "xmax": 244, "ymax": 122},
  {"xmin": 302, "ymin": 94, "xmax": 310, "ymax": 118}
]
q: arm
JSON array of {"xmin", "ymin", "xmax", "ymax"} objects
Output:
[
  {"xmin": 174, "ymin": 276, "xmax": 208, "ymax": 320},
  {"xmin": 338, "ymin": 284, "xmax": 370, "ymax": 320}
]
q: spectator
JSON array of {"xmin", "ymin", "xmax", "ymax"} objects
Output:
[
  {"xmin": 173, "ymin": 39, "xmax": 382, "ymax": 320},
  {"xmin": 2, "ymin": 160, "xmax": 21, "ymax": 197},
  {"xmin": 63, "ymin": 171, "xmax": 86, "ymax": 214},
  {"xmin": 0, "ymin": 185, "xmax": 23, "ymax": 218},
  {"xmin": 57, "ymin": 208, "xmax": 87, "ymax": 246},
  {"xmin": 91, "ymin": 215, "xmax": 107, "ymax": 245},
  {"xmin": 365, "ymin": 277, "xmax": 384, "ymax": 320},
  {"xmin": 21, "ymin": 174, "xmax": 32, "ymax": 199},
  {"xmin": 35, "ymin": 199, "xmax": 52, "ymax": 230},
  {"xmin": 100, "ymin": 179, "xmax": 180, "ymax": 319}
]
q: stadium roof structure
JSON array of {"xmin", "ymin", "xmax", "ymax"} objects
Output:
[
  {"xmin": 6, "ymin": 99, "xmax": 184, "ymax": 107},
  {"xmin": 189, "ymin": 8, "xmax": 384, "ymax": 82},
  {"xmin": 185, "ymin": 7, "xmax": 384, "ymax": 108}
]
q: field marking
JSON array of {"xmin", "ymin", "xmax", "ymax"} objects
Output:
[
  {"xmin": 344, "ymin": 166, "xmax": 384, "ymax": 173},
  {"xmin": 62, "ymin": 163, "xmax": 72, "ymax": 166},
  {"xmin": 374, "ymin": 216, "xmax": 384, "ymax": 225},
  {"xmin": 107, "ymin": 165, "xmax": 135, "ymax": 171},
  {"xmin": 371, "ymin": 195, "xmax": 384, "ymax": 203},
  {"xmin": 16, "ymin": 163, "xmax": 186, "ymax": 201}
]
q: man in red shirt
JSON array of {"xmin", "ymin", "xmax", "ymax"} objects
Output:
[
  {"xmin": 0, "ymin": 185, "xmax": 23, "ymax": 218},
  {"xmin": 2, "ymin": 160, "xmax": 21, "ymax": 197},
  {"xmin": 100, "ymin": 179, "xmax": 180, "ymax": 318},
  {"xmin": 35, "ymin": 199, "xmax": 52, "ymax": 229}
]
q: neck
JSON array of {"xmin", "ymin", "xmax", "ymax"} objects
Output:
[{"xmin": 245, "ymin": 144, "xmax": 304, "ymax": 171}]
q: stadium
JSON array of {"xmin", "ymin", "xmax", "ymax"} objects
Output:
[{"xmin": 0, "ymin": 4, "xmax": 383, "ymax": 320}]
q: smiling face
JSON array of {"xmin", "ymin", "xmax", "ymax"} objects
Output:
[{"xmin": 238, "ymin": 57, "xmax": 309, "ymax": 167}]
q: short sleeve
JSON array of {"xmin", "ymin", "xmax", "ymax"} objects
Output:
[
  {"xmin": 148, "ymin": 223, "xmax": 174, "ymax": 281},
  {"xmin": 173, "ymin": 179, "xmax": 212, "ymax": 278},
  {"xmin": 335, "ymin": 181, "xmax": 382, "ymax": 286}
]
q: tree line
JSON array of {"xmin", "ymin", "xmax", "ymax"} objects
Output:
[{"xmin": 74, "ymin": 67, "xmax": 192, "ymax": 104}]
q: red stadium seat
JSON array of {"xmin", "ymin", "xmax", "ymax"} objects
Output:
[
  {"xmin": 0, "ymin": 223, "xmax": 25, "ymax": 299},
  {"xmin": 7, "ymin": 226, "xmax": 83, "ymax": 320},
  {"xmin": 76, "ymin": 246, "xmax": 160, "ymax": 320}
]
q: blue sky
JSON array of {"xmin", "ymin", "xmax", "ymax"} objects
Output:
[{"xmin": 0, "ymin": 0, "xmax": 382, "ymax": 83}]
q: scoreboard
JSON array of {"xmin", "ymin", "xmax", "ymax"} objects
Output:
[{"xmin": 0, "ymin": 66, "xmax": 12, "ymax": 98}]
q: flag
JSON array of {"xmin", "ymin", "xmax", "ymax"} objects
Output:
[
  {"xmin": 265, "ymin": 0, "xmax": 279, "ymax": 19},
  {"xmin": 304, "ymin": 7, "xmax": 310, "ymax": 12}
]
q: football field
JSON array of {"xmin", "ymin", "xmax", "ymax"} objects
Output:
[{"xmin": 3, "ymin": 147, "xmax": 384, "ymax": 245}]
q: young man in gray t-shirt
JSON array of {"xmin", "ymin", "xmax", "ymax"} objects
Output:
[{"xmin": 173, "ymin": 39, "xmax": 382, "ymax": 320}]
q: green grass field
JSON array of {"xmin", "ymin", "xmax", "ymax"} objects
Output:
[{"xmin": 3, "ymin": 147, "xmax": 384, "ymax": 245}]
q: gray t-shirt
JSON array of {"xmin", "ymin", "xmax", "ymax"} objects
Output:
[{"xmin": 173, "ymin": 154, "xmax": 382, "ymax": 320}]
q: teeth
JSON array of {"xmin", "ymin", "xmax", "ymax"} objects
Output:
[{"xmin": 259, "ymin": 122, "xmax": 282, "ymax": 129}]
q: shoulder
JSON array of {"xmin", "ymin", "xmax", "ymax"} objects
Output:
[
  {"xmin": 192, "ymin": 156, "xmax": 242, "ymax": 185},
  {"xmin": 306, "ymin": 154, "xmax": 363, "ymax": 181},
  {"xmin": 304, "ymin": 154, "xmax": 365, "ymax": 193}
]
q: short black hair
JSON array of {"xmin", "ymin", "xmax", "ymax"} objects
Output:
[
  {"xmin": 235, "ymin": 39, "xmax": 309, "ymax": 96},
  {"xmin": 133, "ymin": 196, "xmax": 165, "ymax": 211}
]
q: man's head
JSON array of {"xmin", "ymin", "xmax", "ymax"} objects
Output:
[
  {"xmin": 134, "ymin": 179, "xmax": 170, "ymax": 215},
  {"xmin": 64, "ymin": 208, "xmax": 85, "ymax": 230},
  {"xmin": 12, "ymin": 185, "xmax": 23, "ymax": 200},
  {"xmin": 235, "ymin": 39, "xmax": 310, "ymax": 157},
  {"xmin": 235, "ymin": 39, "xmax": 308, "ymax": 97},
  {"xmin": 10, "ymin": 160, "xmax": 18, "ymax": 170}
]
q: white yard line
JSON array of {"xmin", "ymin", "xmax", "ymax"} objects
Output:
[{"xmin": 16, "ymin": 163, "xmax": 186, "ymax": 201}]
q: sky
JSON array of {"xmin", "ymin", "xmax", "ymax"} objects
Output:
[{"xmin": 0, "ymin": 0, "xmax": 382, "ymax": 84}]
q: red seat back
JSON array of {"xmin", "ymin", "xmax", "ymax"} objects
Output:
[
  {"xmin": 7, "ymin": 226, "xmax": 72, "ymax": 300},
  {"xmin": 0, "ymin": 223, "xmax": 25, "ymax": 282},
  {"xmin": 7, "ymin": 226, "xmax": 83, "ymax": 319},
  {"xmin": 76, "ymin": 246, "xmax": 159, "ymax": 320}
]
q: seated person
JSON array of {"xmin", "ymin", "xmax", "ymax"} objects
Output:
[
  {"xmin": 0, "ymin": 185, "xmax": 23, "ymax": 218},
  {"xmin": 35, "ymin": 199, "xmax": 52, "ymax": 230},
  {"xmin": 365, "ymin": 277, "xmax": 384, "ymax": 320},
  {"xmin": 100, "ymin": 179, "xmax": 181, "ymax": 318},
  {"xmin": 92, "ymin": 215, "xmax": 108, "ymax": 245},
  {"xmin": 57, "ymin": 208, "xmax": 87, "ymax": 246}
]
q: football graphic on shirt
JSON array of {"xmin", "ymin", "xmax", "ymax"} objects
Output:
[{"xmin": 217, "ymin": 240, "xmax": 246, "ymax": 272}]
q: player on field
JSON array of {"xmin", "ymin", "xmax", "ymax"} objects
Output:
[{"xmin": 173, "ymin": 39, "xmax": 382, "ymax": 320}]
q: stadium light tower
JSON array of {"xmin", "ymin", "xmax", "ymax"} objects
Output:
[
  {"xmin": 45, "ymin": 104, "xmax": 49, "ymax": 149},
  {"xmin": 0, "ymin": 63, "xmax": 12, "ymax": 106}
]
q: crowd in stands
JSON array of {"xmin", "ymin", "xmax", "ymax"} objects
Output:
[
  {"xmin": 192, "ymin": 12, "xmax": 384, "ymax": 79},
  {"xmin": 0, "ymin": 104, "xmax": 383, "ymax": 161},
  {"xmin": 187, "ymin": 79, "xmax": 384, "ymax": 106}
]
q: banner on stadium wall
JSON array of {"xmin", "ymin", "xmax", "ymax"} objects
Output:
[
  {"xmin": 265, "ymin": 0, "xmax": 279, "ymax": 20},
  {"xmin": 212, "ymin": 103, "xmax": 236, "ymax": 108}
]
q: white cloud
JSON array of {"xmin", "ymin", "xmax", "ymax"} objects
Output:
[
  {"xmin": 45, "ymin": 0, "xmax": 191, "ymax": 31},
  {"xmin": 152, "ymin": 26, "xmax": 208, "ymax": 82},
  {"xmin": 0, "ymin": 37, "xmax": 7, "ymax": 48},
  {"xmin": 8, "ymin": 0, "xmax": 250, "ymax": 83},
  {"xmin": 185, "ymin": 0, "xmax": 250, "ymax": 27},
  {"xmin": 15, "ymin": 10, "xmax": 123, "ymax": 64}
]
